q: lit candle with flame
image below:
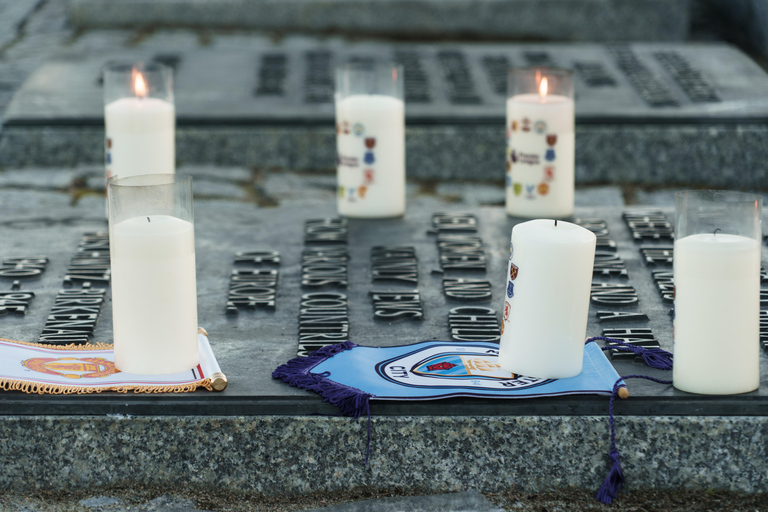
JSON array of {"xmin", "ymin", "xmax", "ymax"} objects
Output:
[
  {"xmin": 103, "ymin": 63, "xmax": 175, "ymax": 197},
  {"xmin": 506, "ymin": 69, "xmax": 574, "ymax": 218}
]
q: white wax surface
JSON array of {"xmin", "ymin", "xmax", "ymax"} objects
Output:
[
  {"xmin": 105, "ymin": 97, "xmax": 175, "ymax": 181},
  {"xmin": 111, "ymin": 215, "xmax": 198, "ymax": 374},
  {"xmin": 499, "ymin": 219, "xmax": 596, "ymax": 379},
  {"xmin": 506, "ymin": 93, "xmax": 574, "ymax": 218},
  {"xmin": 673, "ymin": 233, "xmax": 760, "ymax": 394},
  {"xmin": 336, "ymin": 94, "xmax": 405, "ymax": 218}
]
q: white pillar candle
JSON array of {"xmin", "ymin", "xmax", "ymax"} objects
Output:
[
  {"xmin": 336, "ymin": 94, "xmax": 405, "ymax": 218},
  {"xmin": 105, "ymin": 96, "xmax": 175, "ymax": 182},
  {"xmin": 673, "ymin": 233, "xmax": 761, "ymax": 394},
  {"xmin": 111, "ymin": 215, "xmax": 198, "ymax": 374},
  {"xmin": 499, "ymin": 219, "xmax": 596, "ymax": 379},
  {"xmin": 506, "ymin": 85, "xmax": 575, "ymax": 218}
]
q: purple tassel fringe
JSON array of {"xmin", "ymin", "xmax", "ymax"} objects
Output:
[
  {"xmin": 272, "ymin": 341, "xmax": 373, "ymax": 419},
  {"xmin": 587, "ymin": 336, "xmax": 673, "ymax": 370}
]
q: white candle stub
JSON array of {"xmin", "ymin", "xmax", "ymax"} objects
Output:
[
  {"xmin": 336, "ymin": 94, "xmax": 405, "ymax": 218},
  {"xmin": 506, "ymin": 93, "xmax": 574, "ymax": 218},
  {"xmin": 673, "ymin": 232, "xmax": 760, "ymax": 395},
  {"xmin": 499, "ymin": 219, "xmax": 596, "ymax": 379},
  {"xmin": 111, "ymin": 215, "xmax": 198, "ymax": 374}
]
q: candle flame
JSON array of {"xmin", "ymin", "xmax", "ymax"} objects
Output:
[
  {"xmin": 134, "ymin": 71, "xmax": 147, "ymax": 98},
  {"xmin": 539, "ymin": 77, "xmax": 548, "ymax": 98}
]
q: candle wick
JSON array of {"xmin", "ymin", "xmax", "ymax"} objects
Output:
[
  {"xmin": 147, "ymin": 217, "xmax": 150, "ymax": 223},
  {"xmin": 714, "ymin": 228, "xmax": 720, "ymax": 235},
  {"xmin": 554, "ymin": 219, "xmax": 558, "ymax": 227}
]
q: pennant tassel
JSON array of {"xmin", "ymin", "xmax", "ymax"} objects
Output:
[
  {"xmin": 595, "ymin": 380, "xmax": 625, "ymax": 504},
  {"xmin": 587, "ymin": 336, "xmax": 674, "ymax": 371}
]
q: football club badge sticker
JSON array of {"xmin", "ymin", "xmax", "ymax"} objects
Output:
[
  {"xmin": 364, "ymin": 169, "xmax": 375, "ymax": 184},
  {"xmin": 534, "ymin": 120, "xmax": 547, "ymax": 134},
  {"xmin": 507, "ymin": 281, "xmax": 515, "ymax": 298},
  {"xmin": 364, "ymin": 152, "xmax": 375, "ymax": 164},
  {"xmin": 538, "ymin": 183, "xmax": 550, "ymax": 196},
  {"xmin": 546, "ymin": 134, "xmax": 557, "ymax": 146},
  {"xmin": 365, "ymin": 137, "xmax": 376, "ymax": 149},
  {"xmin": 544, "ymin": 167, "xmax": 555, "ymax": 181},
  {"xmin": 353, "ymin": 123, "xmax": 364, "ymax": 136},
  {"xmin": 513, "ymin": 183, "xmax": 522, "ymax": 196},
  {"xmin": 338, "ymin": 185, "xmax": 345, "ymax": 197},
  {"xmin": 522, "ymin": 118, "xmax": 531, "ymax": 132},
  {"xmin": 358, "ymin": 185, "xmax": 367, "ymax": 198},
  {"xmin": 503, "ymin": 301, "xmax": 511, "ymax": 322},
  {"xmin": 343, "ymin": 121, "xmax": 350, "ymax": 135},
  {"xmin": 511, "ymin": 120, "xmax": 518, "ymax": 132},
  {"xmin": 525, "ymin": 184, "xmax": 536, "ymax": 197},
  {"xmin": 509, "ymin": 263, "xmax": 518, "ymax": 280},
  {"xmin": 506, "ymin": 176, "xmax": 512, "ymax": 187},
  {"xmin": 545, "ymin": 148, "xmax": 556, "ymax": 161}
]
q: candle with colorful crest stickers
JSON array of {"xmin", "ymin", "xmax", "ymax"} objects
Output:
[
  {"xmin": 506, "ymin": 68, "xmax": 574, "ymax": 218},
  {"xmin": 673, "ymin": 190, "xmax": 762, "ymax": 395},
  {"xmin": 499, "ymin": 219, "xmax": 595, "ymax": 379},
  {"xmin": 335, "ymin": 61, "xmax": 405, "ymax": 218},
  {"xmin": 103, "ymin": 62, "xmax": 175, "ymax": 194}
]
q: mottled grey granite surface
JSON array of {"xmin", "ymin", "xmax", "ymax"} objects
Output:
[
  {"xmin": 2, "ymin": 124, "xmax": 767, "ymax": 188},
  {"xmin": 0, "ymin": 415, "xmax": 765, "ymax": 493},
  {"xmin": 67, "ymin": 0, "xmax": 690, "ymax": 41}
]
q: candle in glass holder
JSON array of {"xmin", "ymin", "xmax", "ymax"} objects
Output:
[
  {"xmin": 104, "ymin": 63, "xmax": 175, "ymax": 185},
  {"xmin": 673, "ymin": 190, "xmax": 762, "ymax": 395},
  {"xmin": 335, "ymin": 61, "xmax": 405, "ymax": 218},
  {"xmin": 506, "ymin": 68, "xmax": 574, "ymax": 218},
  {"xmin": 108, "ymin": 175, "xmax": 198, "ymax": 375},
  {"xmin": 499, "ymin": 219, "xmax": 595, "ymax": 379}
]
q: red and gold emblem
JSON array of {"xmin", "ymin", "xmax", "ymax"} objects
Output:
[
  {"xmin": 365, "ymin": 137, "xmax": 376, "ymax": 149},
  {"xmin": 503, "ymin": 301, "xmax": 511, "ymax": 322},
  {"xmin": 509, "ymin": 263, "xmax": 519, "ymax": 280},
  {"xmin": 544, "ymin": 167, "xmax": 555, "ymax": 181},
  {"xmin": 358, "ymin": 186, "xmax": 367, "ymax": 198},
  {"xmin": 22, "ymin": 357, "xmax": 119, "ymax": 379},
  {"xmin": 546, "ymin": 134, "xmax": 557, "ymax": 146},
  {"xmin": 538, "ymin": 183, "xmax": 550, "ymax": 196}
]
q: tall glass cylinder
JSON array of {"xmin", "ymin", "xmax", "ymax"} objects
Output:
[
  {"xmin": 107, "ymin": 174, "xmax": 198, "ymax": 375},
  {"xmin": 674, "ymin": 190, "xmax": 762, "ymax": 394},
  {"xmin": 506, "ymin": 68, "xmax": 574, "ymax": 218},
  {"xmin": 335, "ymin": 61, "xmax": 405, "ymax": 218},
  {"xmin": 103, "ymin": 62, "xmax": 175, "ymax": 186}
]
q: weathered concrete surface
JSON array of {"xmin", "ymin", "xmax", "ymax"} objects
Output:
[{"xmin": 67, "ymin": 0, "xmax": 691, "ymax": 41}]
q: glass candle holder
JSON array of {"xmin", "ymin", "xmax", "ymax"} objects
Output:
[
  {"xmin": 107, "ymin": 174, "xmax": 198, "ymax": 375},
  {"xmin": 674, "ymin": 190, "xmax": 763, "ymax": 394},
  {"xmin": 335, "ymin": 61, "xmax": 405, "ymax": 218},
  {"xmin": 103, "ymin": 62, "xmax": 175, "ymax": 187},
  {"xmin": 506, "ymin": 68, "xmax": 574, "ymax": 219}
]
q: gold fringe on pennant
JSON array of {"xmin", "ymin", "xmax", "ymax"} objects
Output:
[
  {"xmin": 0, "ymin": 377, "xmax": 213, "ymax": 395},
  {"xmin": 0, "ymin": 337, "xmax": 214, "ymax": 394},
  {"xmin": 0, "ymin": 337, "xmax": 113, "ymax": 351}
]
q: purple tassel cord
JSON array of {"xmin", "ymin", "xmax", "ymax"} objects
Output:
[
  {"xmin": 585, "ymin": 337, "xmax": 675, "ymax": 505},
  {"xmin": 586, "ymin": 336, "xmax": 673, "ymax": 370}
]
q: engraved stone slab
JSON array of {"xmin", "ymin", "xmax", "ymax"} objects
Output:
[{"xmin": 5, "ymin": 42, "xmax": 768, "ymax": 125}]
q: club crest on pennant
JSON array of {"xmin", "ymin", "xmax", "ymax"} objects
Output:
[
  {"xmin": 546, "ymin": 134, "xmax": 557, "ymax": 146},
  {"xmin": 413, "ymin": 354, "xmax": 513, "ymax": 379},
  {"xmin": 22, "ymin": 357, "xmax": 119, "ymax": 379}
]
